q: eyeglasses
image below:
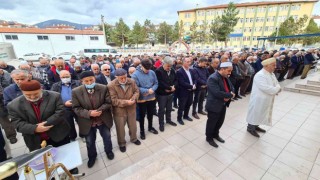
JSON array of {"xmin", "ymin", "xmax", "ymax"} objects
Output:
[{"xmin": 103, "ymin": 69, "xmax": 111, "ymax": 71}]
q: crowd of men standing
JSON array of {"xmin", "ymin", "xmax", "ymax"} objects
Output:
[{"xmin": 0, "ymin": 47, "xmax": 319, "ymax": 178}]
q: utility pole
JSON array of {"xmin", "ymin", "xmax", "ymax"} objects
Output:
[{"xmin": 101, "ymin": 15, "xmax": 107, "ymax": 45}]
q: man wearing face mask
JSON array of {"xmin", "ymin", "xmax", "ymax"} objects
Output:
[
  {"xmin": 51, "ymin": 70, "xmax": 81, "ymax": 141},
  {"xmin": 7, "ymin": 80, "xmax": 70, "ymax": 152},
  {"xmin": 107, "ymin": 68, "xmax": 141, "ymax": 153},
  {"xmin": 205, "ymin": 62, "xmax": 235, "ymax": 148},
  {"xmin": 72, "ymin": 71, "xmax": 114, "ymax": 168}
]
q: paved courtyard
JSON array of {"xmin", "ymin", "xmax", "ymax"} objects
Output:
[{"xmin": 9, "ymin": 76, "xmax": 320, "ymax": 180}]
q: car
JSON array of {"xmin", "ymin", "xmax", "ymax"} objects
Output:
[
  {"xmin": 157, "ymin": 50, "xmax": 170, "ymax": 56},
  {"xmin": 55, "ymin": 52, "xmax": 81, "ymax": 60},
  {"xmin": 19, "ymin": 53, "xmax": 51, "ymax": 61}
]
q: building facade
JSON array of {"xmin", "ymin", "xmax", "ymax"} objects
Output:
[
  {"xmin": 0, "ymin": 28, "xmax": 105, "ymax": 58},
  {"xmin": 178, "ymin": 0, "xmax": 318, "ymax": 49}
]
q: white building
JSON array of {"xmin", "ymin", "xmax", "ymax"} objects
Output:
[
  {"xmin": 312, "ymin": 15, "xmax": 320, "ymax": 27},
  {"xmin": 0, "ymin": 28, "xmax": 105, "ymax": 58}
]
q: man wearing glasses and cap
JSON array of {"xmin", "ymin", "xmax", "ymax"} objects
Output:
[{"xmin": 96, "ymin": 64, "xmax": 115, "ymax": 85}]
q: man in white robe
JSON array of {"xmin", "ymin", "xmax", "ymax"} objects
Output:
[{"xmin": 246, "ymin": 58, "xmax": 281, "ymax": 137}]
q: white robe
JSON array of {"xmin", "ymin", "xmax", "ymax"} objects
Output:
[{"xmin": 246, "ymin": 69, "xmax": 281, "ymax": 126}]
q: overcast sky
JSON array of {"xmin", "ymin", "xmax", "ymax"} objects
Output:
[{"xmin": 0, "ymin": 0, "xmax": 319, "ymax": 27}]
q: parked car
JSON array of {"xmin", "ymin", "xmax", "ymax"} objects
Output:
[
  {"xmin": 55, "ymin": 52, "xmax": 81, "ymax": 60},
  {"xmin": 157, "ymin": 50, "xmax": 170, "ymax": 56},
  {"xmin": 19, "ymin": 53, "xmax": 51, "ymax": 61}
]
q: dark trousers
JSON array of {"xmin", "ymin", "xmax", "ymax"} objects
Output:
[
  {"xmin": 85, "ymin": 124, "xmax": 112, "ymax": 160},
  {"xmin": 138, "ymin": 100, "xmax": 156, "ymax": 132},
  {"xmin": 157, "ymin": 94, "xmax": 173, "ymax": 126},
  {"xmin": 286, "ymin": 68, "xmax": 296, "ymax": 79},
  {"xmin": 0, "ymin": 130, "xmax": 19, "ymax": 180},
  {"xmin": 192, "ymin": 88, "xmax": 206, "ymax": 114},
  {"xmin": 173, "ymin": 92, "xmax": 178, "ymax": 107},
  {"xmin": 177, "ymin": 92, "xmax": 193, "ymax": 120},
  {"xmin": 240, "ymin": 76, "xmax": 251, "ymax": 95},
  {"xmin": 295, "ymin": 64, "xmax": 304, "ymax": 76},
  {"xmin": 234, "ymin": 79, "xmax": 243, "ymax": 97},
  {"xmin": 46, "ymin": 135, "xmax": 70, "ymax": 148},
  {"xmin": 278, "ymin": 68, "xmax": 288, "ymax": 81},
  {"xmin": 64, "ymin": 108, "xmax": 77, "ymax": 140},
  {"xmin": 205, "ymin": 106, "xmax": 226, "ymax": 139},
  {"xmin": 246, "ymin": 75, "xmax": 254, "ymax": 93},
  {"xmin": 0, "ymin": 115, "xmax": 17, "ymax": 140}
]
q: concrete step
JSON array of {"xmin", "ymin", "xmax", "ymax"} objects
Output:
[
  {"xmin": 284, "ymin": 87, "xmax": 320, "ymax": 96},
  {"xmin": 307, "ymin": 80, "xmax": 320, "ymax": 86},
  {"xmin": 295, "ymin": 84, "xmax": 320, "ymax": 91}
]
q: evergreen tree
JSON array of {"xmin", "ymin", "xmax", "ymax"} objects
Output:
[
  {"xmin": 303, "ymin": 19, "xmax": 320, "ymax": 45},
  {"xmin": 157, "ymin": 21, "xmax": 172, "ymax": 45},
  {"xmin": 111, "ymin": 18, "xmax": 130, "ymax": 47},
  {"xmin": 129, "ymin": 21, "xmax": 144, "ymax": 47},
  {"xmin": 171, "ymin": 21, "xmax": 180, "ymax": 42}
]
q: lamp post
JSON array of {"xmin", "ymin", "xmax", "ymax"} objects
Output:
[{"xmin": 101, "ymin": 15, "xmax": 107, "ymax": 45}]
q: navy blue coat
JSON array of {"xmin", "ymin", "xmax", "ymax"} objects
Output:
[
  {"xmin": 176, "ymin": 67, "xmax": 196, "ymax": 98},
  {"xmin": 193, "ymin": 65, "xmax": 210, "ymax": 89},
  {"xmin": 205, "ymin": 72, "xmax": 234, "ymax": 113},
  {"xmin": 290, "ymin": 55, "xmax": 299, "ymax": 69},
  {"xmin": 95, "ymin": 73, "xmax": 115, "ymax": 85},
  {"xmin": 304, "ymin": 53, "xmax": 315, "ymax": 65}
]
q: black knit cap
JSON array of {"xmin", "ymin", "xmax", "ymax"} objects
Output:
[{"xmin": 79, "ymin": 71, "xmax": 95, "ymax": 79}]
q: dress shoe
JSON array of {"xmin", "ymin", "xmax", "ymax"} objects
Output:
[
  {"xmin": 256, "ymin": 126, "xmax": 266, "ymax": 133},
  {"xmin": 178, "ymin": 120, "xmax": 184, "ymax": 125},
  {"xmin": 183, "ymin": 117, "xmax": 193, "ymax": 121},
  {"xmin": 69, "ymin": 168, "xmax": 79, "ymax": 174},
  {"xmin": 106, "ymin": 151, "xmax": 114, "ymax": 160},
  {"xmin": 198, "ymin": 111, "xmax": 207, "ymax": 115},
  {"xmin": 140, "ymin": 132, "xmax": 146, "ymax": 140},
  {"xmin": 119, "ymin": 146, "xmax": 126, "ymax": 152},
  {"xmin": 206, "ymin": 139, "xmax": 218, "ymax": 148},
  {"xmin": 240, "ymin": 94, "xmax": 246, "ymax": 97},
  {"xmin": 9, "ymin": 137, "xmax": 17, "ymax": 144},
  {"xmin": 247, "ymin": 129, "xmax": 260, "ymax": 137},
  {"xmin": 236, "ymin": 95, "xmax": 242, "ymax": 99},
  {"xmin": 133, "ymin": 140, "xmax": 141, "ymax": 145},
  {"xmin": 167, "ymin": 121, "xmax": 177, "ymax": 126},
  {"xmin": 215, "ymin": 136, "xmax": 225, "ymax": 143},
  {"xmin": 192, "ymin": 113, "xmax": 200, "ymax": 119},
  {"xmin": 148, "ymin": 127, "xmax": 158, "ymax": 134},
  {"xmin": 233, "ymin": 97, "xmax": 238, "ymax": 101},
  {"xmin": 87, "ymin": 158, "xmax": 96, "ymax": 168},
  {"xmin": 159, "ymin": 125, "xmax": 164, "ymax": 132}
]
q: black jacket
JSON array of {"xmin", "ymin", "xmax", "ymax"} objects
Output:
[
  {"xmin": 155, "ymin": 66, "xmax": 177, "ymax": 95},
  {"xmin": 206, "ymin": 72, "xmax": 234, "ymax": 113},
  {"xmin": 193, "ymin": 65, "xmax": 209, "ymax": 88}
]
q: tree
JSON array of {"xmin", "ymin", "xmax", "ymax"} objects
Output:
[
  {"xmin": 199, "ymin": 20, "xmax": 210, "ymax": 45},
  {"xmin": 303, "ymin": 19, "xmax": 320, "ymax": 45},
  {"xmin": 157, "ymin": 21, "xmax": 172, "ymax": 45},
  {"xmin": 190, "ymin": 21, "xmax": 198, "ymax": 44},
  {"xmin": 179, "ymin": 20, "xmax": 185, "ymax": 40},
  {"xmin": 129, "ymin": 21, "xmax": 144, "ymax": 47},
  {"xmin": 143, "ymin": 19, "xmax": 156, "ymax": 44},
  {"xmin": 171, "ymin": 21, "xmax": 180, "ymax": 42},
  {"xmin": 210, "ymin": 16, "xmax": 227, "ymax": 42},
  {"xmin": 270, "ymin": 15, "xmax": 308, "ymax": 45},
  {"xmin": 220, "ymin": 2, "xmax": 240, "ymax": 46},
  {"xmin": 111, "ymin": 18, "xmax": 130, "ymax": 47}
]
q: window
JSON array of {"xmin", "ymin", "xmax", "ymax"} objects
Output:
[
  {"xmin": 65, "ymin": 36, "xmax": 75, "ymax": 40},
  {"xmin": 37, "ymin": 35, "xmax": 49, "ymax": 40},
  {"xmin": 5, "ymin": 35, "xmax": 18, "ymax": 40},
  {"xmin": 250, "ymin": 18, "xmax": 254, "ymax": 23},
  {"xmin": 185, "ymin": 13, "xmax": 191, "ymax": 18},
  {"xmin": 90, "ymin": 36, "xmax": 99, "ymax": 40},
  {"xmin": 245, "ymin": 18, "xmax": 249, "ymax": 23},
  {"xmin": 264, "ymin": 26, "xmax": 269, "ymax": 31}
]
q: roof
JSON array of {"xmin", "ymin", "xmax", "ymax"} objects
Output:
[
  {"xmin": 312, "ymin": 15, "xmax": 320, "ymax": 19},
  {"xmin": 0, "ymin": 27, "xmax": 104, "ymax": 35},
  {"xmin": 177, "ymin": 0, "xmax": 319, "ymax": 13}
]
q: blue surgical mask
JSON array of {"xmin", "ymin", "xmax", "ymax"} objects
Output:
[{"xmin": 85, "ymin": 83, "xmax": 96, "ymax": 89}]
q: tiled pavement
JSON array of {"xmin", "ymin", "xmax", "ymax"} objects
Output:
[{"xmin": 8, "ymin": 82, "xmax": 320, "ymax": 179}]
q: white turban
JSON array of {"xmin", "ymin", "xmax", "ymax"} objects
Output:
[
  {"xmin": 220, "ymin": 62, "xmax": 232, "ymax": 68},
  {"xmin": 261, "ymin": 58, "xmax": 276, "ymax": 66}
]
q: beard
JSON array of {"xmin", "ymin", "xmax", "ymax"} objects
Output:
[{"xmin": 26, "ymin": 92, "xmax": 43, "ymax": 103}]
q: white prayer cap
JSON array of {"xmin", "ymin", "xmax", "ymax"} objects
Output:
[
  {"xmin": 261, "ymin": 58, "xmax": 276, "ymax": 66},
  {"xmin": 220, "ymin": 61, "xmax": 232, "ymax": 68},
  {"xmin": 74, "ymin": 61, "xmax": 81, "ymax": 67}
]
